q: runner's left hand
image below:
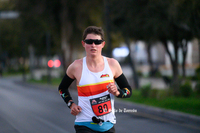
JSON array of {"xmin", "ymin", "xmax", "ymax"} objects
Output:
[{"xmin": 107, "ymin": 83, "xmax": 120, "ymax": 96}]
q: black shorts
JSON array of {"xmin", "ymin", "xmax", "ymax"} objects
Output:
[{"xmin": 74, "ymin": 125, "xmax": 115, "ymax": 133}]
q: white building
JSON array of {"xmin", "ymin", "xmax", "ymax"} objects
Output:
[{"xmin": 114, "ymin": 39, "xmax": 199, "ymax": 76}]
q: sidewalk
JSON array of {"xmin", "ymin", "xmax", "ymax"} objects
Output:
[{"xmin": 115, "ymin": 98, "xmax": 200, "ymax": 130}]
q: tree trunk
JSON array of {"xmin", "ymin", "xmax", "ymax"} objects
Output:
[
  {"xmin": 28, "ymin": 44, "xmax": 34, "ymax": 80},
  {"xmin": 22, "ymin": 38, "xmax": 26, "ymax": 82},
  {"xmin": 125, "ymin": 38, "xmax": 139, "ymax": 89},
  {"xmin": 172, "ymin": 40, "xmax": 180, "ymax": 96},
  {"xmin": 60, "ymin": 0, "xmax": 73, "ymax": 72},
  {"xmin": 199, "ymin": 39, "xmax": 200, "ymax": 67},
  {"xmin": 181, "ymin": 40, "xmax": 188, "ymax": 78},
  {"xmin": 147, "ymin": 42, "xmax": 154, "ymax": 76},
  {"xmin": 162, "ymin": 39, "xmax": 179, "ymax": 95},
  {"xmin": 46, "ymin": 32, "xmax": 51, "ymax": 84}
]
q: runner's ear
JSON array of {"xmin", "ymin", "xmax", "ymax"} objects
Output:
[{"xmin": 82, "ymin": 40, "xmax": 85, "ymax": 47}]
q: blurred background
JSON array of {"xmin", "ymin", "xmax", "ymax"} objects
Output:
[{"xmin": 0, "ymin": 0, "xmax": 200, "ymax": 116}]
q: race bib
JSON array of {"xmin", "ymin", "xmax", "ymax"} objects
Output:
[{"xmin": 90, "ymin": 94, "xmax": 112, "ymax": 116}]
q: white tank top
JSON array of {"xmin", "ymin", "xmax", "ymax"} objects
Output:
[{"xmin": 75, "ymin": 56, "xmax": 116, "ymax": 124}]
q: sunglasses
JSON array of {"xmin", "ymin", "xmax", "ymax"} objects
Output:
[{"xmin": 84, "ymin": 39, "xmax": 104, "ymax": 45}]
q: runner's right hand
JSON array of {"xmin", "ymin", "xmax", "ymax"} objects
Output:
[{"xmin": 70, "ymin": 103, "xmax": 82, "ymax": 116}]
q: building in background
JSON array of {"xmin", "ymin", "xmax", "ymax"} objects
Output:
[{"xmin": 113, "ymin": 39, "xmax": 199, "ymax": 77}]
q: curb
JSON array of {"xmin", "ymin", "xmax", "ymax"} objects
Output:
[{"xmin": 115, "ymin": 99, "xmax": 200, "ymax": 129}]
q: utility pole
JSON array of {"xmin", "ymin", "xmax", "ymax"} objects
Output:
[
  {"xmin": 22, "ymin": 37, "xmax": 26, "ymax": 82},
  {"xmin": 46, "ymin": 32, "xmax": 51, "ymax": 84},
  {"xmin": 28, "ymin": 45, "xmax": 34, "ymax": 80}
]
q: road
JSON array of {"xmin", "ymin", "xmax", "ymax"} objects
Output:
[{"xmin": 0, "ymin": 76, "xmax": 199, "ymax": 133}]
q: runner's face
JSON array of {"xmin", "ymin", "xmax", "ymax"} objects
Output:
[{"xmin": 82, "ymin": 34, "xmax": 105, "ymax": 56}]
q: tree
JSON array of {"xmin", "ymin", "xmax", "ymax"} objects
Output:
[
  {"xmin": 15, "ymin": 0, "xmax": 104, "ymax": 72},
  {"xmin": 186, "ymin": 0, "xmax": 200, "ymax": 65},
  {"xmin": 0, "ymin": 1, "xmax": 21, "ymax": 58},
  {"xmin": 110, "ymin": 0, "xmax": 142, "ymax": 89},
  {"xmin": 145, "ymin": 0, "xmax": 193, "ymax": 94},
  {"xmin": 110, "ymin": 0, "xmax": 195, "ymax": 94},
  {"xmin": 0, "ymin": 1, "xmax": 25, "ymax": 73}
]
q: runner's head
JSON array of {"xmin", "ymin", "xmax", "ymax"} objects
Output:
[
  {"xmin": 82, "ymin": 26, "xmax": 104, "ymax": 41},
  {"xmin": 82, "ymin": 26, "xmax": 105, "ymax": 56}
]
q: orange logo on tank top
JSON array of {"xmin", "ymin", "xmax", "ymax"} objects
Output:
[{"xmin": 100, "ymin": 74, "xmax": 109, "ymax": 78}]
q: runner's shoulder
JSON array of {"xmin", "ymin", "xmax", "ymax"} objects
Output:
[
  {"xmin": 106, "ymin": 57, "xmax": 122, "ymax": 78},
  {"xmin": 106, "ymin": 57, "xmax": 120, "ymax": 67},
  {"xmin": 68, "ymin": 58, "xmax": 83, "ymax": 71}
]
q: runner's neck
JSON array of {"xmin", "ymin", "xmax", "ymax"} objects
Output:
[{"xmin": 86, "ymin": 56, "xmax": 104, "ymax": 67}]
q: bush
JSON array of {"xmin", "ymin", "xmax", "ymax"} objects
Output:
[
  {"xmin": 195, "ymin": 66, "xmax": 200, "ymax": 80},
  {"xmin": 195, "ymin": 66, "xmax": 200, "ymax": 73},
  {"xmin": 179, "ymin": 81, "xmax": 193, "ymax": 97},
  {"xmin": 140, "ymin": 83, "xmax": 151, "ymax": 98},
  {"xmin": 157, "ymin": 90, "xmax": 169, "ymax": 100},
  {"xmin": 166, "ymin": 88, "xmax": 174, "ymax": 97},
  {"xmin": 194, "ymin": 82, "xmax": 200, "ymax": 97},
  {"xmin": 149, "ymin": 89, "xmax": 158, "ymax": 98}
]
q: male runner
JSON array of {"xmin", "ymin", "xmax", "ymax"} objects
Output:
[{"xmin": 58, "ymin": 26, "xmax": 132, "ymax": 133}]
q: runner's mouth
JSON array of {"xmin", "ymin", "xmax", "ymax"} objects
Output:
[{"xmin": 91, "ymin": 49, "xmax": 97, "ymax": 52}]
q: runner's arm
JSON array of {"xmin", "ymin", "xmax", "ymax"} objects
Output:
[
  {"xmin": 109, "ymin": 58, "xmax": 132, "ymax": 98},
  {"xmin": 115, "ymin": 73, "xmax": 132, "ymax": 98},
  {"xmin": 58, "ymin": 74, "xmax": 75, "ymax": 104}
]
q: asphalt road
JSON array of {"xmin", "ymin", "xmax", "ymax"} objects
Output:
[{"xmin": 0, "ymin": 76, "xmax": 199, "ymax": 133}]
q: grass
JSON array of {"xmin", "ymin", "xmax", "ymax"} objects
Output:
[
  {"xmin": 28, "ymin": 77, "xmax": 63, "ymax": 86},
  {"xmin": 124, "ymin": 90, "xmax": 200, "ymax": 116},
  {"xmin": 27, "ymin": 77, "xmax": 200, "ymax": 116}
]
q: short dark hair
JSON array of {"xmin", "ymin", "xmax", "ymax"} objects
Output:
[{"xmin": 82, "ymin": 26, "xmax": 104, "ymax": 41}]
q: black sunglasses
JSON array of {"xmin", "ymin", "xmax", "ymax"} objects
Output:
[{"xmin": 84, "ymin": 39, "xmax": 104, "ymax": 45}]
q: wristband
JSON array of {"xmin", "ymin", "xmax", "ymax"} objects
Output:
[
  {"xmin": 67, "ymin": 101, "xmax": 74, "ymax": 109},
  {"xmin": 115, "ymin": 73, "xmax": 132, "ymax": 98}
]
